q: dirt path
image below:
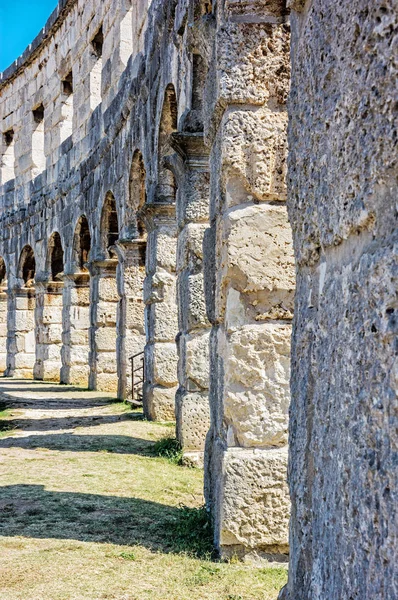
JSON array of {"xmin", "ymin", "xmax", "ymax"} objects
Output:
[{"xmin": 0, "ymin": 379, "xmax": 286, "ymax": 600}]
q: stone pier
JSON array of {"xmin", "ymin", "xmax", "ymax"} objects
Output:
[
  {"xmin": 116, "ymin": 239, "xmax": 146, "ymax": 400},
  {"xmin": 173, "ymin": 132, "xmax": 211, "ymax": 459},
  {"xmin": 89, "ymin": 260, "xmax": 119, "ymax": 393},
  {"xmin": 142, "ymin": 205, "xmax": 178, "ymax": 421},
  {"xmin": 203, "ymin": 1, "xmax": 294, "ymax": 559},
  {"xmin": 61, "ymin": 272, "xmax": 91, "ymax": 387},
  {"xmin": 34, "ymin": 281, "xmax": 63, "ymax": 381}
]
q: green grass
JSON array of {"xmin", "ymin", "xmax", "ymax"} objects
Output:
[
  {"xmin": 153, "ymin": 436, "xmax": 184, "ymax": 465},
  {"xmin": 0, "ymin": 380, "xmax": 287, "ymax": 600}
]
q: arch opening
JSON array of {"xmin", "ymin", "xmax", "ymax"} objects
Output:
[
  {"xmin": 129, "ymin": 150, "xmax": 147, "ymax": 240},
  {"xmin": 19, "ymin": 245, "xmax": 36, "ymax": 286},
  {"xmin": 73, "ymin": 215, "xmax": 91, "ymax": 271},
  {"xmin": 157, "ymin": 84, "xmax": 178, "ymax": 203},
  {"xmin": 48, "ymin": 232, "xmax": 64, "ymax": 281},
  {"xmin": 100, "ymin": 193, "xmax": 119, "ymax": 258}
]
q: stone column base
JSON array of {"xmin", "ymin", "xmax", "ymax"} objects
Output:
[
  {"xmin": 176, "ymin": 389, "xmax": 210, "ymax": 451},
  {"xmin": 210, "ymin": 444, "xmax": 290, "ymax": 562}
]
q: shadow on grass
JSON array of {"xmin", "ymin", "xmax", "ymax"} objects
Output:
[
  {"xmin": 0, "ymin": 413, "xmax": 143, "ymax": 433},
  {"xmin": 0, "ymin": 433, "xmax": 156, "ymax": 455},
  {"xmin": 0, "ymin": 484, "xmax": 212, "ymax": 557}
]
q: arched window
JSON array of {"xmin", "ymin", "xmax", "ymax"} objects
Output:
[
  {"xmin": 157, "ymin": 84, "xmax": 178, "ymax": 203},
  {"xmin": 129, "ymin": 150, "xmax": 147, "ymax": 238},
  {"xmin": 48, "ymin": 232, "xmax": 64, "ymax": 281},
  {"xmin": 100, "ymin": 193, "xmax": 119, "ymax": 258},
  {"xmin": 18, "ymin": 245, "xmax": 36, "ymax": 286},
  {"xmin": 73, "ymin": 215, "xmax": 91, "ymax": 271},
  {"xmin": 0, "ymin": 257, "xmax": 6, "ymax": 287}
]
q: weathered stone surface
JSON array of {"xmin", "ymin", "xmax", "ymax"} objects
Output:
[
  {"xmin": 224, "ymin": 323, "xmax": 290, "ymax": 447},
  {"xmin": 145, "ymin": 385, "xmax": 177, "ymax": 422},
  {"xmin": 0, "ymin": 0, "xmax": 296, "ymax": 566},
  {"xmin": 283, "ymin": 2, "xmax": 398, "ymax": 598},
  {"xmin": 176, "ymin": 390, "xmax": 211, "ymax": 451},
  {"xmin": 213, "ymin": 446, "xmax": 289, "ymax": 558}
]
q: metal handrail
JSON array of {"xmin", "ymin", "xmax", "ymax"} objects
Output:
[{"xmin": 130, "ymin": 350, "xmax": 145, "ymax": 404}]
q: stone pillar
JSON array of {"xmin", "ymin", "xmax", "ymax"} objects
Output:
[
  {"xmin": 115, "ymin": 239, "xmax": 146, "ymax": 400},
  {"xmin": 281, "ymin": 2, "xmax": 398, "ymax": 598},
  {"xmin": 61, "ymin": 272, "xmax": 90, "ymax": 387},
  {"xmin": 203, "ymin": 2, "xmax": 294, "ymax": 559},
  {"xmin": 34, "ymin": 281, "xmax": 63, "ymax": 381},
  {"xmin": 142, "ymin": 205, "xmax": 178, "ymax": 421},
  {"xmin": 172, "ymin": 132, "xmax": 211, "ymax": 459},
  {"xmin": 0, "ymin": 284, "xmax": 8, "ymax": 373},
  {"xmin": 7, "ymin": 286, "xmax": 36, "ymax": 379},
  {"xmin": 89, "ymin": 259, "xmax": 119, "ymax": 394}
]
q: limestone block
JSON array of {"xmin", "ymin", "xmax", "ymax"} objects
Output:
[
  {"xmin": 176, "ymin": 391, "xmax": 210, "ymax": 451},
  {"xmin": 219, "ymin": 447, "xmax": 289, "ymax": 557},
  {"xmin": 147, "ymin": 301, "xmax": 179, "ymax": 343},
  {"xmin": 179, "ymin": 271, "xmax": 209, "ymax": 332},
  {"xmin": 15, "ymin": 310, "xmax": 35, "ymax": 331},
  {"xmin": 98, "ymin": 278, "xmax": 119, "ymax": 302},
  {"xmin": 177, "ymin": 170, "xmax": 210, "ymax": 227},
  {"xmin": 148, "ymin": 226, "xmax": 177, "ymax": 272},
  {"xmin": 97, "ymin": 300, "xmax": 118, "ymax": 325},
  {"xmin": 185, "ymin": 331, "xmax": 210, "ymax": 390},
  {"xmin": 125, "ymin": 298, "xmax": 145, "ymax": 331},
  {"xmin": 14, "ymin": 352, "xmax": 36, "ymax": 369},
  {"xmin": 70, "ymin": 287, "xmax": 90, "ymax": 305},
  {"xmin": 15, "ymin": 296, "xmax": 31, "ymax": 310},
  {"xmin": 70, "ymin": 346, "xmax": 90, "ymax": 365},
  {"xmin": 70, "ymin": 329, "xmax": 89, "ymax": 345},
  {"xmin": 145, "ymin": 384, "xmax": 176, "ymax": 421},
  {"xmin": 221, "ymin": 107, "xmax": 288, "ymax": 201},
  {"xmin": 46, "ymin": 343, "xmax": 62, "ymax": 361},
  {"xmin": 14, "ymin": 334, "xmax": 26, "ymax": 353},
  {"xmin": 124, "ymin": 334, "xmax": 145, "ymax": 360},
  {"xmin": 153, "ymin": 342, "xmax": 178, "ymax": 387},
  {"xmin": 217, "ymin": 203, "xmax": 295, "ymax": 320},
  {"xmin": 24, "ymin": 330, "xmax": 36, "ymax": 353},
  {"xmin": 0, "ymin": 337, "xmax": 7, "ymax": 352},
  {"xmin": 95, "ymin": 327, "xmax": 117, "ymax": 352},
  {"xmin": 68, "ymin": 364, "xmax": 90, "ymax": 387},
  {"xmin": 47, "ymin": 324, "xmax": 63, "ymax": 344},
  {"xmin": 177, "ymin": 223, "xmax": 208, "ymax": 271},
  {"xmin": 97, "ymin": 352, "xmax": 118, "ymax": 374},
  {"xmin": 43, "ymin": 362, "xmax": 61, "ymax": 381},
  {"xmin": 0, "ymin": 353, "xmax": 7, "ymax": 372},
  {"xmin": 96, "ymin": 372, "xmax": 118, "ymax": 393},
  {"xmin": 143, "ymin": 269, "xmax": 176, "ymax": 303},
  {"xmin": 205, "ymin": 19, "xmax": 289, "ymax": 138},
  {"xmin": 70, "ymin": 306, "xmax": 90, "ymax": 329},
  {"xmin": 224, "ymin": 323, "xmax": 291, "ymax": 447}
]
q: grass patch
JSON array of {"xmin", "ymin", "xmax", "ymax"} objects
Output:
[
  {"xmin": 153, "ymin": 436, "xmax": 183, "ymax": 465},
  {"xmin": 167, "ymin": 505, "xmax": 213, "ymax": 558},
  {"xmin": 0, "ymin": 380, "xmax": 287, "ymax": 600},
  {"xmin": 119, "ymin": 551, "xmax": 136, "ymax": 561},
  {"xmin": 0, "ymin": 406, "xmax": 15, "ymax": 437}
]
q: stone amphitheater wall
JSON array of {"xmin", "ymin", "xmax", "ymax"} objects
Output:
[{"xmin": 0, "ymin": 0, "xmax": 294, "ymax": 560}]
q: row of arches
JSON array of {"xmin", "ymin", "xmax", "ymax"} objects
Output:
[{"xmin": 0, "ymin": 79, "xmax": 205, "ymax": 422}]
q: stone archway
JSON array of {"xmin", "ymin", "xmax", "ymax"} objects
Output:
[
  {"xmin": 89, "ymin": 194, "xmax": 120, "ymax": 393},
  {"xmin": 61, "ymin": 216, "xmax": 92, "ymax": 387},
  {"xmin": 8, "ymin": 246, "xmax": 37, "ymax": 379}
]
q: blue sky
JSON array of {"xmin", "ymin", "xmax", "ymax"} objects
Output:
[{"xmin": 0, "ymin": 0, "xmax": 58, "ymax": 72}]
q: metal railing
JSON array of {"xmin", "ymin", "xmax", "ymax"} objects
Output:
[{"xmin": 130, "ymin": 350, "xmax": 145, "ymax": 405}]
